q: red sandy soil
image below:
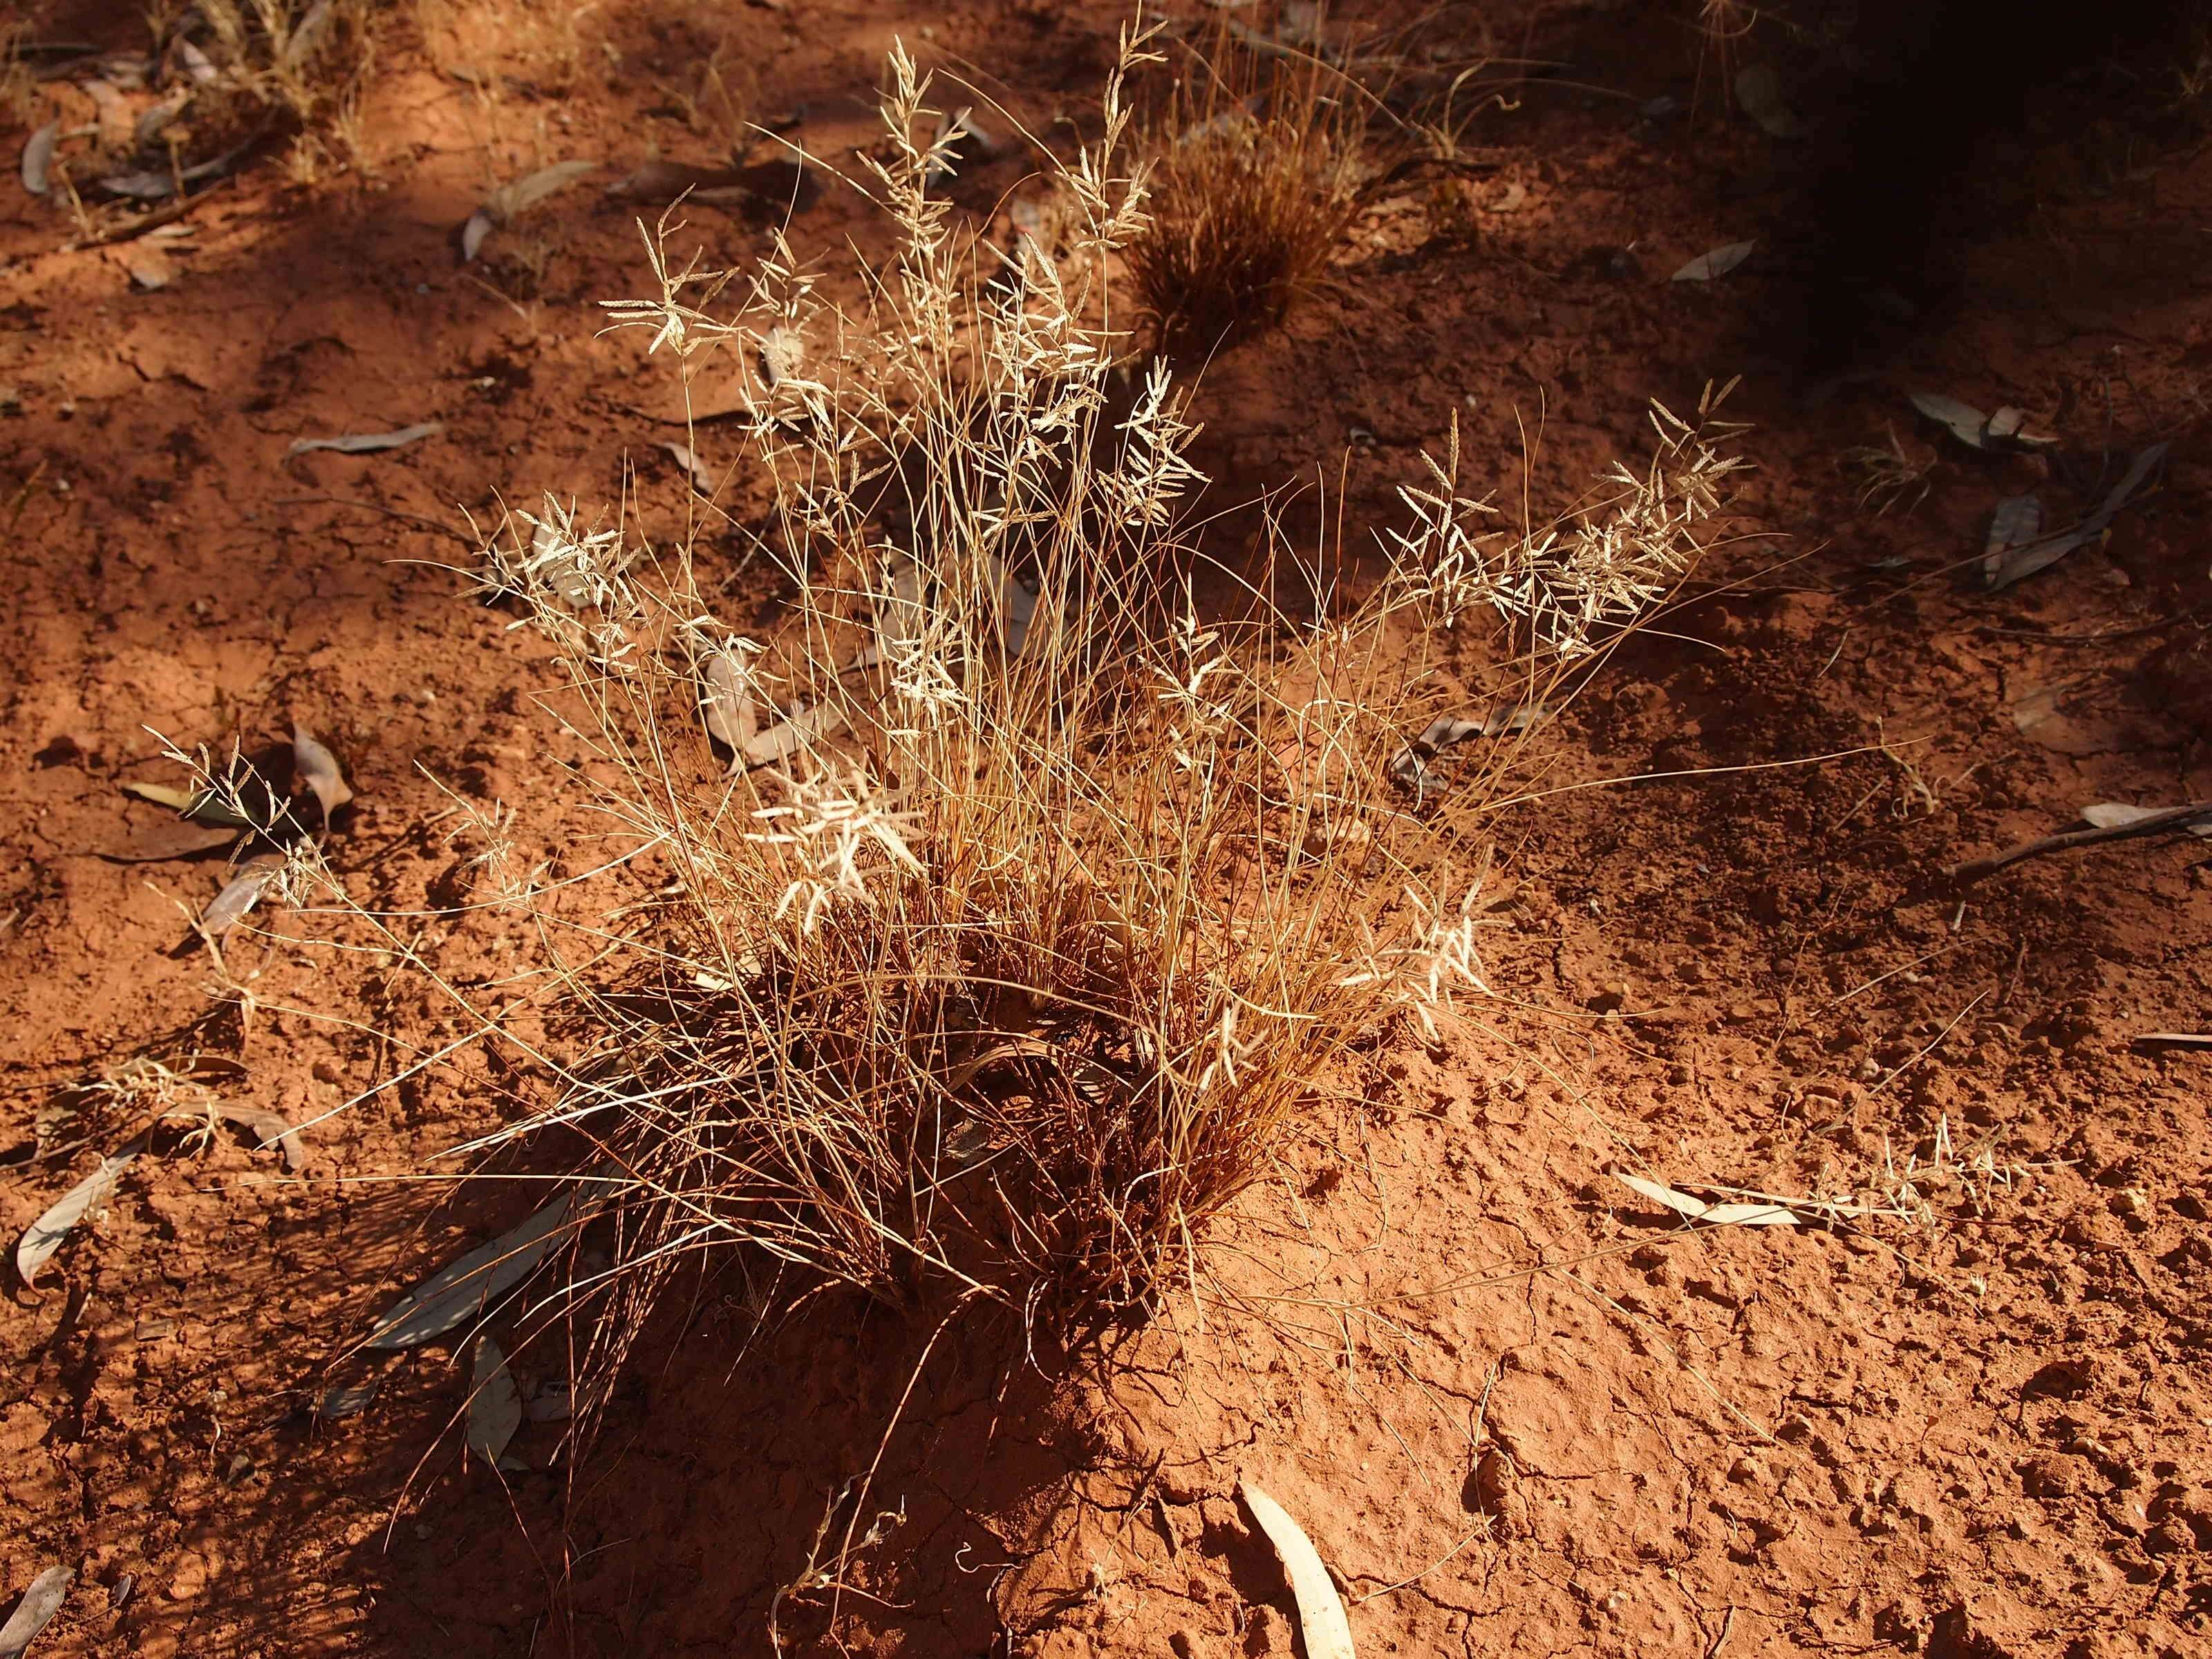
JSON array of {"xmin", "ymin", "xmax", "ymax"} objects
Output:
[{"xmin": 4, "ymin": 3, "xmax": 2210, "ymax": 1656}]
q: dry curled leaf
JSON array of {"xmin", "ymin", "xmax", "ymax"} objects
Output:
[
  {"xmin": 214, "ymin": 1104, "xmax": 307, "ymax": 1172},
  {"xmin": 460, "ymin": 207, "xmax": 495, "ymax": 263},
  {"xmin": 1618, "ymin": 1172, "xmax": 1797, "ymax": 1226},
  {"xmin": 200, "ymin": 854, "xmax": 284, "ymax": 939},
  {"xmin": 0, "ymin": 1565, "xmax": 72, "ymax": 1659},
  {"xmin": 364, "ymin": 1188, "xmax": 583, "ymax": 1349},
  {"xmin": 1671, "ymin": 241, "xmax": 1754, "ymax": 282},
  {"xmin": 2083, "ymin": 802, "xmax": 2212, "ymax": 838},
  {"xmin": 317, "ymin": 1379, "xmax": 377, "ymax": 1419},
  {"xmin": 17, "ymin": 1143, "xmax": 141, "ymax": 1286},
  {"xmin": 288, "ymin": 421, "xmax": 444, "ymax": 458},
  {"xmin": 1734, "ymin": 64, "xmax": 1802, "ymax": 138},
  {"xmin": 292, "ymin": 725, "xmax": 353, "ymax": 818},
  {"xmin": 1985, "ymin": 443, "xmax": 2167, "ymax": 591},
  {"xmin": 655, "ymin": 441, "xmax": 715, "ymax": 494},
  {"xmin": 1239, "ymin": 1481, "xmax": 1355, "ymax": 1659},
  {"xmin": 120, "ymin": 779, "xmax": 257, "ymax": 830},
  {"xmin": 741, "ymin": 700, "xmax": 845, "ymax": 768},
  {"xmin": 485, "ymin": 159, "xmax": 597, "ymax": 221},
  {"xmin": 20, "ymin": 122, "xmax": 58, "ymax": 198},
  {"xmin": 465, "ymin": 1338, "xmax": 522, "ymax": 1468},
  {"xmin": 700, "ymin": 650, "xmax": 758, "ymax": 751}
]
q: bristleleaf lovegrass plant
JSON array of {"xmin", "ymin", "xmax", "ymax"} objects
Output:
[{"xmin": 163, "ymin": 21, "xmax": 1751, "ymax": 1462}]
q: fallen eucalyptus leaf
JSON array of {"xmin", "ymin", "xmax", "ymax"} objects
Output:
[
  {"xmin": 460, "ymin": 207, "xmax": 495, "ymax": 263},
  {"xmin": 363, "ymin": 1188, "xmax": 582, "ymax": 1349},
  {"xmin": 1670, "ymin": 240, "xmax": 1754, "ymax": 282},
  {"xmin": 214, "ymin": 1104, "xmax": 308, "ymax": 1171},
  {"xmin": 700, "ymin": 650, "xmax": 758, "ymax": 751},
  {"xmin": 1981, "ymin": 494, "xmax": 2043, "ymax": 583},
  {"xmin": 1734, "ymin": 64, "xmax": 1802, "ymax": 138},
  {"xmin": 740, "ymin": 700, "xmax": 845, "ymax": 769},
  {"xmin": 126, "ymin": 248, "xmax": 171, "ymax": 290},
  {"xmin": 282, "ymin": 0, "xmax": 333, "ymax": 73},
  {"xmin": 485, "ymin": 158, "xmax": 597, "ymax": 221},
  {"xmin": 758, "ymin": 324, "xmax": 803, "ymax": 389},
  {"xmin": 288, "ymin": 421, "xmax": 444, "ymax": 458},
  {"xmin": 17, "ymin": 1143, "xmax": 140, "ymax": 1286},
  {"xmin": 1619, "ymin": 1173, "xmax": 1796, "ymax": 1226},
  {"xmin": 1698, "ymin": 1201, "xmax": 1799, "ymax": 1226},
  {"xmin": 655, "ymin": 441, "xmax": 715, "ymax": 494},
  {"xmin": 523, "ymin": 1378, "xmax": 573, "ymax": 1423},
  {"xmin": 317, "ymin": 1379, "xmax": 378, "ymax": 1420},
  {"xmin": 99, "ymin": 169, "xmax": 174, "ymax": 201},
  {"xmin": 0, "ymin": 1565, "xmax": 72, "ymax": 1659},
  {"xmin": 465, "ymin": 1338, "xmax": 523, "ymax": 1468},
  {"xmin": 1986, "ymin": 443, "xmax": 2168, "ymax": 591},
  {"xmin": 1239, "ymin": 1481, "xmax": 1355, "ymax": 1659},
  {"xmin": 292, "ymin": 725, "xmax": 353, "ymax": 818},
  {"xmin": 2083, "ymin": 802, "xmax": 2212, "ymax": 837},
  {"xmin": 177, "ymin": 38, "xmax": 220, "ymax": 86},
  {"xmin": 1618, "ymin": 1172, "xmax": 1709, "ymax": 1219},
  {"xmin": 200, "ymin": 854, "xmax": 284, "ymax": 939},
  {"xmin": 1908, "ymin": 391, "xmax": 1989, "ymax": 449},
  {"xmin": 20, "ymin": 122, "xmax": 57, "ymax": 198}
]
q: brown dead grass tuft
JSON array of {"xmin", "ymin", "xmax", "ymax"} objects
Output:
[{"xmin": 1125, "ymin": 21, "xmax": 1367, "ymax": 355}]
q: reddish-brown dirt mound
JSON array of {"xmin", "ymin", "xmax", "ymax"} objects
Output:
[{"xmin": 3, "ymin": 3, "xmax": 2208, "ymax": 1656}]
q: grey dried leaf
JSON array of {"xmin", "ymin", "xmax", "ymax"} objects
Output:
[
  {"xmin": 100, "ymin": 169, "xmax": 174, "ymax": 201},
  {"xmin": 20, "ymin": 122, "xmax": 58, "ymax": 198},
  {"xmin": 655, "ymin": 441, "xmax": 715, "ymax": 494},
  {"xmin": 17, "ymin": 1143, "xmax": 141, "ymax": 1286},
  {"xmin": 292, "ymin": 725, "xmax": 353, "ymax": 818},
  {"xmin": 317, "ymin": 1379, "xmax": 377, "ymax": 1419},
  {"xmin": 126, "ymin": 249, "xmax": 171, "ymax": 290},
  {"xmin": 1981, "ymin": 494, "xmax": 2043, "ymax": 583},
  {"xmin": 2083, "ymin": 802, "xmax": 2212, "ymax": 838},
  {"xmin": 282, "ymin": 0, "xmax": 333, "ymax": 73},
  {"xmin": 1907, "ymin": 390, "xmax": 1989, "ymax": 447},
  {"xmin": 1239, "ymin": 1481, "xmax": 1355, "ymax": 1659},
  {"xmin": 700, "ymin": 651, "xmax": 757, "ymax": 751},
  {"xmin": 177, "ymin": 38, "xmax": 220, "ymax": 86},
  {"xmin": 214, "ymin": 1105, "xmax": 308, "ymax": 1172},
  {"xmin": 0, "ymin": 1565, "xmax": 72, "ymax": 1659},
  {"xmin": 288, "ymin": 421, "xmax": 444, "ymax": 458},
  {"xmin": 460, "ymin": 207, "xmax": 496, "ymax": 263},
  {"xmin": 1699, "ymin": 1201, "xmax": 1799, "ymax": 1227},
  {"xmin": 1618, "ymin": 1172, "xmax": 1708, "ymax": 1219},
  {"xmin": 758, "ymin": 324, "xmax": 803, "ymax": 388},
  {"xmin": 523, "ymin": 1378, "xmax": 572, "ymax": 1423},
  {"xmin": 1670, "ymin": 241, "xmax": 1754, "ymax": 282},
  {"xmin": 465, "ymin": 1338, "xmax": 522, "ymax": 1468},
  {"xmin": 1987, "ymin": 442, "xmax": 2168, "ymax": 591},
  {"xmin": 200, "ymin": 854, "xmax": 284, "ymax": 939},
  {"xmin": 740, "ymin": 700, "xmax": 845, "ymax": 768},
  {"xmin": 1734, "ymin": 64, "xmax": 1802, "ymax": 138},
  {"xmin": 484, "ymin": 159, "xmax": 597, "ymax": 222},
  {"xmin": 363, "ymin": 1189, "xmax": 582, "ymax": 1349},
  {"xmin": 120, "ymin": 780, "xmax": 259, "ymax": 832}
]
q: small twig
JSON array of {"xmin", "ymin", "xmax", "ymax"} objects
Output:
[
  {"xmin": 1703, "ymin": 1603, "xmax": 1737, "ymax": 1659},
  {"xmin": 1944, "ymin": 802, "xmax": 2212, "ymax": 885}
]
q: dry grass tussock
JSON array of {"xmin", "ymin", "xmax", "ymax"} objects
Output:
[
  {"xmin": 1125, "ymin": 19, "xmax": 1367, "ymax": 352},
  {"xmin": 158, "ymin": 26, "xmax": 1751, "ymax": 1459}
]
